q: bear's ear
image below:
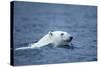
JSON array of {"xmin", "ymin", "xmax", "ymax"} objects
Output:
[{"xmin": 48, "ymin": 31, "xmax": 53, "ymax": 36}]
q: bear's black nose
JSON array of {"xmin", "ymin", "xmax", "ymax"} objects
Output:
[{"xmin": 70, "ymin": 36, "xmax": 73, "ymax": 40}]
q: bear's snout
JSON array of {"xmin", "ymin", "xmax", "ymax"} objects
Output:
[{"xmin": 64, "ymin": 36, "xmax": 73, "ymax": 42}]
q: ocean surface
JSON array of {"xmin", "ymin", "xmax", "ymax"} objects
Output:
[{"xmin": 13, "ymin": 1, "xmax": 97, "ymax": 66}]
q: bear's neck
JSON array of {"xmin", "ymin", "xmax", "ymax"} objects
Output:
[{"xmin": 37, "ymin": 34, "xmax": 52, "ymax": 46}]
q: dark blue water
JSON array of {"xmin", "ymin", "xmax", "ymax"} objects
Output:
[{"xmin": 13, "ymin": 1, "xmax": 97, "ymax": 66}]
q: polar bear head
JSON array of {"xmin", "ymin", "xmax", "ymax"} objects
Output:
[{"xmin": 48, "ymin": 31, "xmax": 73, "ymax": 47}]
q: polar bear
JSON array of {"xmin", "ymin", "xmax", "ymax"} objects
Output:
[{"xmin": 16, "ymin": 31, "xmax": 73, "ymax": 50}]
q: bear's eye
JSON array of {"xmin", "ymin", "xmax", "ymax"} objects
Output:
[{"xmin": 61, "ymin": 33, "xmax": 64, "ymax": 36}]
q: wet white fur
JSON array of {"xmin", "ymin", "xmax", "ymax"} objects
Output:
[{"xmin": 16, "ymin": 31, "xmax": 72, "ymax": 50}]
